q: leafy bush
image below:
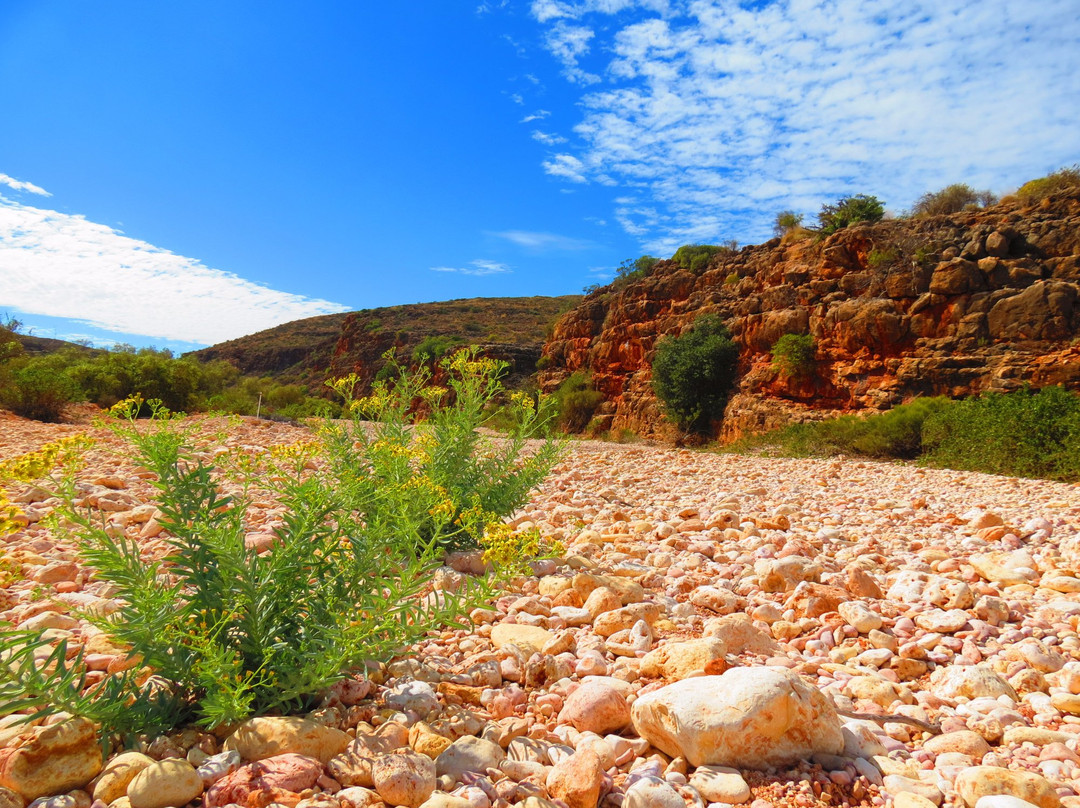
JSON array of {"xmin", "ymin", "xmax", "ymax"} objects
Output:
[
  {"xmin": 867, "ymin": 248, "xmax": 898, "ymax": 268},
  {"xmin": 912, "ymin": 183, "xmax": 997, "ymax": 216},
  {"xmin": 412, "ymin": 335, "xmax": 461, "ymax": 363},
  {"xmin": 774, "ymin": 210, "xmax": 803, "ymax": 235},
  {"xmin": 671, "ymin": 244, "xmax": 735, "ymax": 274},
  {"xmin": 0, "ymin": 355, "xmax": 563, "ymax": 738},
  {"xmin": 651, "ymin": 314, "xmax": 739, "ymax": 433},
  {"xmin": 552, "ymin": 372, "xmax": 604, "ymax": 433},
  {"xmin": 730, "ymin": 397, "xmax": 951, "ymax": 460},
  {"xmin": 922, "ymin": 387, "xmax": 1080, "ymax": 481},
  {"xmin": 817, "ymin": 194, "xmax": 885, "ymax": 236},
  {"xmin": 1016, "ymin": 165, "xmax": 1080, "ymax": 203},
  {"xmin": 612, "ymin": 255, "xmax": 660, "ymax": 288},
  {"xmin": 3, "ymin": 360, "xmax": 81, "ymax": 421},
  {"xmin": 770, "ymin": 334, "xmax": 815, "ymax": 378}
]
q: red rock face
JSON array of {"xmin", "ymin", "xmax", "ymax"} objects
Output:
[{"xmin": 541, "ymin": 191, "xmax": 1080, "ymax": 441}]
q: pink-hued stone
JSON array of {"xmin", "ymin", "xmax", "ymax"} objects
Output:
[{"xmin": 203, "ymin": 754, "xmax": 323, "ymax": 808}]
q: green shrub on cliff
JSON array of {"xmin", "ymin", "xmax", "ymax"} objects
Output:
[
  {"xmin": 770, "ymin": 334, "xmax": 815, "ymax": 378},
  {"xmin": 651, "ymin": 314, "xmax": 739, "ymax": 433},
  {"xmin": 912, "ymin": 183, "xmax": 997, "ymax": 216},
  {"xmin": 817, "ymin": 194, "xmax": 885, "ymax": 236},
  {"xmin": 1015, "ymin": 165, "xmax": 1080, "ymax": 203}
]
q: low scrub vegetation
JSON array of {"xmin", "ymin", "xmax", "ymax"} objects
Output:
[
  {"xmin": 817, "ymin": 194, "xmax": 885, "ymax": 236},
  {"xmin": 1015, "ymin": 165, "xmax": 1080, "ymax": 203},
  {"xmin": 728, "ymin": 388, "xmax": 1080, "ymax": 481},
  {"xmin": 0, "ymin": 351, "xmax": 563, "ymax": 739},
  {"xmin": 672, "ymin": 242, "xmax": 737, "ymax": 274},
  {"xmin": 770, "ymin": 333, "xmax": 815, "ymax": 378},
  {"xmin": 551, "ymin": 372, "xmax": 604, "ymax": 433},
  {"xmin": 652, "ymin": 314, "xmax": 740, "ymax": 433},
  {"xmin": 912, "ymin": 183, "xmax": 997, "ymax": 216}
]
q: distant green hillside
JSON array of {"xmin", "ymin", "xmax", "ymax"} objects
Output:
[{"xmin": 190, "ymin": 295, "xmax": 582, "ymax": 387}]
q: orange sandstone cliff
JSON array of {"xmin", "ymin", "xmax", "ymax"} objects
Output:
[{"xmin": 540, "ymin": 190, "xmax": 1080, "ymax": 441}]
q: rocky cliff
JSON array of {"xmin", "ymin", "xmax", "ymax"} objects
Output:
[{"xmin": 541, "ymin": 190, "xmax": 1080, "ymax": 440}]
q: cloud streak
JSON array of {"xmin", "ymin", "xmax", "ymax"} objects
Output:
[
  {"xmin": 529, "ymin": 0, "xmax": 1080, "ymax": 253},
  {"xmin": 0, "ymin": 191, "xmax": 349, "ymax": 346},
  {"xmin": 431, "ymin": 259, "xmax": 512, "ymax": 276},
  {"xmin": 490, "ymin": 229, "xmax": 594, "ymax": 250},
  {"xmin": 0, "ymin": 173, "xmax": 50, "ymax": 196}
]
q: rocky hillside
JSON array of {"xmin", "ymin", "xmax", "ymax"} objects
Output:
[
  {"xmin": 541, "ymin": 190, "xmax": 1080, "ymax": 440},
  {"xmin": 192, "ymin": 295, "xmax": 580, "ymax": 389}
]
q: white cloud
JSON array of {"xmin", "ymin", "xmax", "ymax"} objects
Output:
[
  {"xmin": 521, "ymin": 110, "xmax": 552, "ymax": 123},
  {"xmin": 532, "ymin": 130, "xmax": 569, "ymax": 145},
  {"xmin": 542, "ymin": 153, "xmax": 589, "ymax": 182},
  {"xmin": 508, "ymin": 92, "xmax": 524, "ymax": 105},
  {"xmin": 0, "ymin": 192, "xmax": 349, "ymax": 346},
  {"xmin": 490, "ymin": 230, "xmax": 594, "ymax": 250},
  {"xmin": 544, "ymin": 22, "xmax": 601, "ymax": 84},
  {"xmin": 431, "ymin": 259, "xmax": 512, "ymax": 276},
  {"xmin": 0, "ymin": 173, "xmax": 50, "ymax": 197},
  {"xmin": 527, "ymin": 0, "xmax": 1080, "ymax": 250}
]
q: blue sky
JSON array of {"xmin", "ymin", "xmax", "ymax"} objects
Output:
[{"xmin": 1, "ymin": 0, "xmax": 1077, "ymax": 351}]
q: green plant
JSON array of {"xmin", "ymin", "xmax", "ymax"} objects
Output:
[
  {"xmin": 412, "ymin": 335, "xmax": 461, "ymax": 363},
  {"xmin": 770, "ymin": 334, "xmax": 816, "ymax": 378},
  {"xmin": 671, "ymin": 244, "xmax": 734, "ymax": 274},
  {"xmin": 651, "ymin": 314, "xmax": 739, "ymax": 433},
  {"xmin": 552, "ymin": 372, "xmax": 604, "ymax": 433},
  {"xmin": 1015, "ymin": 165, "xmax": 1080, "ymax": 203},
  {"xmin": 364, "ymin": 318, "xmax": 382, "ymax": 332},
  {"xmin": 817, "ymin": 194, "xmax": 885, "ymax": 236},
  {"xmin": 922, "ymin": 386, "xmax": 1080, "ymax": 481},
  {"xmin": 724, "ymin": 272, "xmax": 739, "ymax": 286},
  {"xmin": 0, "ymin": 357, "xmax": 563, "ymax": 739},
  {"xmin": 726, "ymin": 397, "xmax": 951, "ymax": 460},
  {"xmin": 612, "ymin": 255, "xmax": 660, "ymax": 289},
  {"xmin": 867, "ymin": 248, "xmax": 898, "ymax": 269},
  {"xmin": 774, "ymin": 210, "xmax": 803, "ymax": 235},
  {"xmin": 3, "ymin": 361, "xmax": 80, "ymax": 422},
  {"xmin": 912, "ymin": 183, "xmax": 997, "ymax": 216}
]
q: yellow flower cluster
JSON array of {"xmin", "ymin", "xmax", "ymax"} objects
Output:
[
  {"xmin": 508, "ymin": 391, "xmax": 536, "ymax": 413},
  {"xmin": 445, "ymin": 351, "xmax": 502, "ymax": 378},
  {"xmin": 0, "ymin": 435, "xmax": 93, "ymax": 537},
  {"xmin": 326, "ymin": 374, "xmax": 362, "ymax": 403},
  {"xmin": 0, "ymin": 435, "xmax": 94, "ymax": 483},
  {"xmin": 267, "ymin": 441, "xmax": 318, "ymax": 461},
  {"xmin": 478, "ymin": 518, "xmax": 565, "ymax": 575}
]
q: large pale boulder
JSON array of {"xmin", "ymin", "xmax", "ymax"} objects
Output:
[
  {"xmin": 0, "ymin": 718, "xmax": 103, "ymax": 800},
  {"xmin": 954, "ymin": 767, "xmax": 1060, "ymax": 808},
  {"xmin": 641, "ymin": 638, "xmax": 728, "ymax": 679},
  {"xmin": 630, "ymin": 669, "xmax": 843, "ymax": 768},
  {"xmin": 127, "ymin": 759, "xmax": 203, "ymax": 808},
  {"xmin": 224, "ymin": 716, "xmax": 350, "ymax": 763},
  {"xmin": 930, "ymin": 665, "xmax": 1016, "ymax": 702},
  {"xmin": 490, "ymin": 623, "xmax": 553, "ymax": 654},
  {"xmin": 558, "ymin": 682, "xmax": 631, "ymax": 734},
  {"xmin": 704, "ymin": 613, "xmax": 780, "ymax": 656}
]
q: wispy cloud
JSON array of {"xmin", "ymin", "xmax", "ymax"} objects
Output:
[
  {"xmin": 508, "ymin": 92, "xmax": 524, "ymax": 105},
  {"xmin": 521, "ymin": 110, "xmax": 552, "ymax": 123},
  {"xmin": 0, "ymin": 173, "xmax": 50, "ymax": 197},
  {"xmin": 0, "ymin": 190, "xmax": 349, "ymax": 346},
  {"xmin": 431, "ymin": 259, "xmax": 512, "ymax": 276},
  {"xmin": 528, "ymin": 0, "xmax": 1080, "ymax": 252},
  {"xmin": 544, "ymin": 22, "xmax": 601, "ymax": 84},
  {"xmin": 489, "ymin": 230, "xmax": 594, "ymax": 250},
  {"xmin": 542, "ymin": 153, "xmax": 588, "ymax": 183},
  {"xmin": 532, "ymin": 130, "xmax": 569, "ymax": 145}
]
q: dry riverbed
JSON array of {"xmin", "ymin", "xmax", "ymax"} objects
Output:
[{"xmin": 2, "ymin": 411, "xmax": 1080, "ymax": 808}]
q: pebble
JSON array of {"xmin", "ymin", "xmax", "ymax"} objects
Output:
[{"xmin": 126, "ymin": 760, "xmax": 203, "ymax": 808}]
